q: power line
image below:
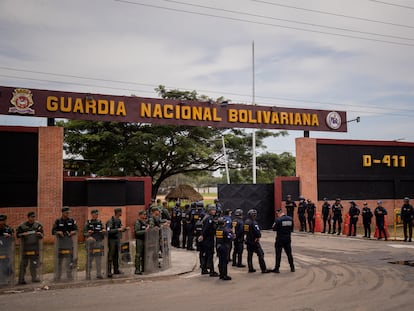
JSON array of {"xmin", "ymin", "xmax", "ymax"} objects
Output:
[
  {"xmin": 369, "ymin": 0, "xmax": 414, "ymax": 10},
  {"xmin": 251, "ymin": 0, "xmax": 414, "ymax": 29},
  {"xmin": 114, "ymin": 0, "xmax": 414, "ymax": 47},
  {"xmin": 160, "ymin": 0, "xmax": 414, "ymax": 42}
]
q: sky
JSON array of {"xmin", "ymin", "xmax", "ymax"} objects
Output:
[{"xmin": 1, "ymin": 0, "xmax": 414, "ymax": 155}]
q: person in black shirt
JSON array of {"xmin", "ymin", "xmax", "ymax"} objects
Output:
[
  {"xmin": 401, "ymin": 197, "xmax": 414, "ymax": 242},
  {"xmin": 285, "ymin": 195, "xmax": 297, "ymax": 232},
  {"xmin": 361, "ymin": 202, "xmax": 373, "ymax": 238},
  {"xmin": 272, "ymin": 209, "xmax": 295, "ymax": 273}
]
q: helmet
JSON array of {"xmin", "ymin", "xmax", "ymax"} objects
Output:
[
  {"xmin": 234, "ymin": 209, "xmax": 243, "ymax": 217},
  {"xmin": 217, "ymin": 217, "xmax": 226, "ymax": 226},
  {"xmin": 247, "ymin": 209, "xmax": 257, "ymax": 217},
  {"xmin": 207, "ymin": 204, "xmax": 217, "ymax": 211},
  {"xmin": 299, "ymin": 196, "xmax": 305, "ymax": 201},
  {"xmin": 196, "ymin": 200, "xmax": 204, "ymax": 208}
]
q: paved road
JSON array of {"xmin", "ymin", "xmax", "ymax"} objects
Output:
[{"xmin": 3, "ymin": 231, "xmax": 414, "ymax": 311}]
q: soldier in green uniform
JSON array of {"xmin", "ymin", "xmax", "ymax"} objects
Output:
[
  {"xmin": 0, "ymin": 214, "xmax": 14, "ymax": 286},
  {"xmin": 83, "ymin": 209, "xmax": 105, "ymax": 280},
  {"xmin": 134, "ymin": 210, "xmax": 148, "ymax": 274},
  {"xmin": 16, "ymin": 211, "xmax": 44, "ymax": 284},
  {"xmin": 106, "ymin": 208, "xmax": 127, "ymax": 277}
]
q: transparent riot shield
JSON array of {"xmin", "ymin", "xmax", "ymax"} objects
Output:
[
  {"xmin": 54, "ymin": 233, "xmax": 78, "ymax": 282},
  {"xmin": 118, "ymin": 228, "xmax": 134, "ymax": 275},
  {"xmin": 18, "ymin": 235, "xmax": 43, "ymax": 284},
  {"xmin": 85, "ymin": 235, "xmax": 107, "ymax": 280},
  {"xmin": 144, "ymin": 227, "xmax": 160, "ymax": 274},
  {"xmin": 159, "ymin": 226, "xmax": 171, "ymax": 271},
  {"xmin": 0, "ymin": 235, "xmax": 14, "ymax": 287}
]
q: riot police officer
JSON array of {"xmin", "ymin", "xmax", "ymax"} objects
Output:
[
  {"xmin": 297, "ymin": 197, "xmax": 307, "ymax": 232},
  {"xmin": 401, "ymin": 197, "xmax": 414, "ymax": 242},
  {"xmin": 361, "ymin": 202, "xmax": 373, "ymax": 238},
  {"xmin": 52, "ymin": 206, "xmax": 78, "ymax": 281},
  {"xmin": 170, "ymin": 202, "xmax": 182, "ymax": 248},
  {"xmin": 348, "ymin": 201, "xmax": 360, "ymax": 236},
  {"xmin": 214, "ymin": 198, "xmax": 223, "ymax": 217},
  {"xmin": 374, "ymin": 201, "xmax": 388, "ymax": 240},
  {"xmin": 331, "ymin": 198, "xmax": 343, "ymax": 235},
  {"xmin": 244, "ymin": 209, "xmax": 271, "ymax": 273},
  {"xmin": 231, "ymin": 209, "xmax": 245, "ymax": 267},
  {"xmin": 16, "ymin": 211, "xmax": 43, "ymax": 284},
  {"xmin": 285, "ymin": 195, "xmax": 296, "ymax": 232},
  {"xmin": 215, "ymin": 217, "xmax": 233, "ymax": 280},
  {"xmin": 83, "ymin": 209, "xmax": 105, "ymax": 280},
  {"xmin": 182, "ymin": 203, "xmax": 196, "ymax": 250},
  {"xmin": 0, "ymin": 214, "xmax": 14, "ymax": 286},
  {"xmin": 134, "ymin": 210, "xmax": 148, "ymax": 275},
  {"xmin": 106, "ymin": 208, "xmax": 127, "ymax": 277},
  {"xmin": 198, "ymin": 205, "xmax": 219, "ymax": 277},
  {"xmin": 321, "ymin": 198, "xmax": 331, "ymax": 234},
  {"xmin": 306, "ymin": 199, "xmax": 316, "ymax": 233},
  {"xmin": 272, "ymin": 209, "xmax": 295, "ymax": 273}
]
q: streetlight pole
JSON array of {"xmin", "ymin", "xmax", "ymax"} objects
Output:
[
  {"xmin": 222, "ymin": 134, "xmax": 230, "ymax": 184},
  {"xmin": 252, "ymin": 41, "xmax": 257, "ymax": 184}
]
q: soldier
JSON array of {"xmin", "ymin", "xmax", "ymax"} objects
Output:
[
  {"xmin": 306, "ymin": 199, "xmax": 316, "ymax": 233},
  {"xmin": 134, "ymin": 210, "xmax": 148, "ymax": 275},
  {"xmin": 83, "ymin": 209, "xmax": 105, "ymax": 280},
  {"xmin": 272, "ymin": 208, "xmax": 295, "ymax": 273},
  {"xmin": 244, "ymin": 209, "xmax": 271, "ymax": 273},
  {"xmin": 374, "ymin": 201, "xmax": 388, "ymax": 240},
  {"xmin": 16, "ymin": 211, "xmax": 43, "ymax": 284},
  {"xmin": 106, "ymin": 208, "xmax": 127, "ymax": 277},
  {"xmin": 182, "ymin": 203, "xmax": 196, "ymax": 250},
  {"xmin": 198, "ymin": 205, "xmax": 219, "ymax": 277},
  {"xmin": 231, "ymin": 209, "xmax": 245, "ymax": 267},
  {"xmin": 361, "ymin": 202, "xmax": 373, "ymax": 238},
  {"xmin": 160, "ymin": 201, "xmax": 171, "ymax": 221},
  {"xmin": 297, "ymin": 197, "xmax": 307, "ymax": 232},
  {"xmin": 170, "ymin": 202, "xmax": 182, "ymax": 248},
  {"xmin": 400, "ymin": 197, "xmax": 414, "ymax": 242},
  {"xmin": 215, "ymin": 217, "xmax": 233, "ymax": 280},
  {"xmin": 52, "ymin": 206, "xmax": 78, "ymax": 281},
  {"xmin": 0, "ymin": 214, "xmax": 14, "ymax": 286},
  {"xmin": 285, "ymin": 195, "xmax": 297, "ymax": 232},
  {"xmin": 321, "ymin": 198, "xmax": 332, "ymax": 234},
  {"xmin": 331, "ymin": 198, "xmax": 343, "ymax": 235},
  {"xmin": 348, "ymin": 201, "xmax": 360, "ymax": 236}
]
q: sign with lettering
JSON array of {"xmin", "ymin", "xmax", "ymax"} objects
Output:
[{"xmin": 0, "ymin": 86, "xmax": 347, "ymax": 132}]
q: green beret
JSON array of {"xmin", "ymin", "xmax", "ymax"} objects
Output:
[
  {"xmin": 151, "ymin": 206, "xmax": 159, "ymax": 212},
  {"xmin": 27, "ymin": 211, "xmax": 36, "ymax": 218},
  {"xmin": 114, "ymin": 208, "xmax": 122, "ymax": 213},
  {"xmin": 139, "ymin": 210, "xmax": 147, "ymax": 215},
  {"xmin": 91, "ymin": 209, "xmax": 99, "ymax": 214},
  {"xmin": 62, "ymin": 206, "xmax": 70, "ymax": 212}
]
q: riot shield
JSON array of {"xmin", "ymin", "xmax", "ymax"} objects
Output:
[
  {"xmin": 118, "ymin": 228, "xmax": 134, "ymax": 275},
  {"xmin": 18, "ymin": 235, "xmax": 43, "ymax": 284},
  {"xmin": 85, "ymin": 235, "xmax": 107, "ymax": 280},
  {"xmin": 144, "ymin": 227, "xmax": 160, "ymax": 273},
  {"xmin": 159, "ymin": 226, "xmax": 171, "ymax": 271},
  {"xmin": 54, "ymin": 233, "xmax": 78, "ymax": 282},
  {"xmin": 0, "ymin": 235, "xmax": 14, "ymax": 287}
]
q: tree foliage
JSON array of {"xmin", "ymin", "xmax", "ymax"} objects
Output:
[{"xmin": 62, "ymin": 86, "xmax": 292, "ymax": 196}]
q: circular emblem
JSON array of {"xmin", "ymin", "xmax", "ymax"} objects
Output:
[
  {"xmin": 326, "ymin": 111, "xmax": 342, "ymax": 130},
  {"xmin": 9, "ymin": 88, "xmax": 35, "ymax": 115}
]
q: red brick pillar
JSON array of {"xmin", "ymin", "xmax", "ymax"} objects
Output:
[
  {"xmin": 295, "ymin": 138, "xmax": 318, "ymax": 202},
  {"xmin": 37, "ymin": 126, "xmax": 63, "ymax": 242}
]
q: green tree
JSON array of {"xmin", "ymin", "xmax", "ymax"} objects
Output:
[{"xmin": 62, "ymin": 86, "xmax": 289, "ymax": 196}]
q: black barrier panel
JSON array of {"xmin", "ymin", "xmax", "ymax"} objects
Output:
[
  {"xmin": 0, "ymin": 131, "xmax": 38, "ymax": 207},
  {"xmin": 87, "ymin": 179, "xmax": 126, "ymax": 206},
  {"xmin": 398, "ymin": 180, "xmax": 414, "ymax": 199},
  {"xmin": 281, "ymin": 180, "xmax": 300, "ymax": 201},
  {"xmin": 63, "ymin": 181, "xmax": 87, "ymax": 206},
  {"xmin": 218, "ymin": 184, "xmax": 274, "ymax": 229},
  {"xmin": 317, "ymin": 143, "xmax": 414, "ymax": 200},
  {"xmin": 126, "ymin": 181, "xmax": 145, "ymax": 205}
]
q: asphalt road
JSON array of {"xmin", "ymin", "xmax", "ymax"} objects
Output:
[{"xmin": 3, "ymin": 231, "xmax": 414, "ymax": 311}]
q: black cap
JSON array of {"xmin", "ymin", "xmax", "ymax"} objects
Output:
[
  {"xmin": 275, "ymin": 208, "xmax": 282, "ymax": 213},
  {"xmin": 0, "ymin": 214, "xmax": 7, "ymax": 221},
  {"xmin": 62, "ymin": 206, "xmax": 70, "ymax": 212},
  {"xmin": 27, "ymin": 211, "xmax": 35, "ymax": 218}
]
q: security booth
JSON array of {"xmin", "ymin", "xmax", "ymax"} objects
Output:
[
  {"xmin": 0, "ymin": 235, "xmax": 14, "ymax": 287},
  {"xmin": 85, "ymin": 233, "xmax": 107, "ymax": 280},
  {"xmin": 18, "ymin": 232, "xmax": 43, "ymax": 285},
  {"xmin": 118, "ymin": 228, "xmax": 134, "ymax": 275},
  {"xmin": 54, "ymin": 233, "xmax": 78, "ymax": 282}
]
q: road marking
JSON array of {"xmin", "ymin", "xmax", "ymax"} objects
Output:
[{"xmin": 388, "ymin": 244, "xmax": 414, "ymax": 249}]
